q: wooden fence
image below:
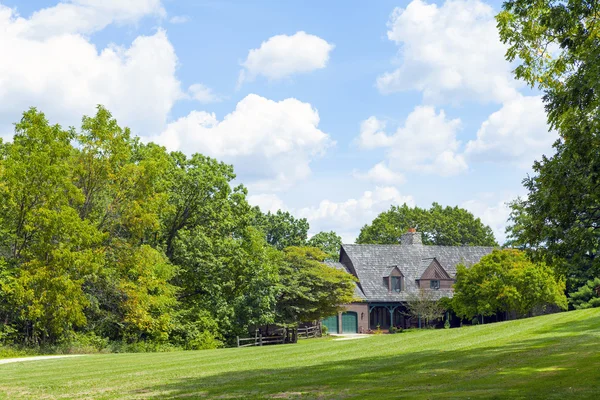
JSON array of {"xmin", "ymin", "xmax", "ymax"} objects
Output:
[
  {"xmin": 236, "ymin": 329, "xmax": 286, "ymax": 348},
  {"xmin": 236, "ymin": 325, "xmax": 321, "ymax": 347},
  {"xmin": 297, "ymin": 325, "xmax": 321, "ymax": 339}
]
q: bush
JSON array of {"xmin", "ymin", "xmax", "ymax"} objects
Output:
[
  {"xmin": 444, "ymin": 319, "xmax": 450, "ymax": 329},
  {"xmin": 471, "ymin": 317, "xmax": 480, "ymax": 325},
  {"xmin": 321, "ymin": 324, "xmax": 328, "ymax": 336}
]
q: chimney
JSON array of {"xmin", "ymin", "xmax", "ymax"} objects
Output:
[{"xmin": 400, "ymin": 229, "xmax": 422, "ymax": 246}]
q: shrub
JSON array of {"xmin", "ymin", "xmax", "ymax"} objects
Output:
[
  {"xmin": 321, "ymin": 324, "xmax": 328, "ymax": 336},
  {"xmin": 389, "ymin": 326, "xmax": 397, "ymax": 334},
  {"xmin": 471, "ymin": 317, "xmax": 479, "ymax": 325},
  {"xmin": 373, "ymin": 325, "xmax": 383, "ymax": 335},
  {"xmin": 444, "ymin": 318, "xmax": 451, "ymax": 329}
]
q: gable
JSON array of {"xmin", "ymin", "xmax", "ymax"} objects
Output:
[{"xmin": 420, "ymin": 258, "xmax": 452, "ymax": 280}]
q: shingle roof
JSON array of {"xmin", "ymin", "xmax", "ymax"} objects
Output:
[
  {"xmin": 341, "ymin": 243, "xmax": 494, "ymax": 302},
  {"xmin": 324, "ymin": 261, "xmax": 367, "ymax": 300}
]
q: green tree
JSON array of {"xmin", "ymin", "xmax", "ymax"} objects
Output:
[
  {"xmin": 254, "ymin": 210, "xmax": 309, "ymax": 250},
  {"xmin": 307, "ymin": 231, "xmax": 342, "ymax": 260},
  {"xmin": 569, "ymin": 278, "xmax": 600, "ymax": 309},
  {"xmin": 275, "ymin": 247, "xmax": 356, "ymax": 327},
  {"xmin": 357, "ymin": 203, "xmax": 497, "ymax": 246},
  {"xmin": 452, "ymin": 249, "xmax": 567, "ymax": 321},
  {"xmin": 404, "ymin": 290, "xmax": 447, "ymax": 328},
  {"xmin": 499, "ymin": 0, "xmax": 600, "ymax": 290}
]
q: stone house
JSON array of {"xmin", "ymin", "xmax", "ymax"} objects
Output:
[{"xmin": 322, "ymin": 230, "xmax": 494, "ymax": 334}]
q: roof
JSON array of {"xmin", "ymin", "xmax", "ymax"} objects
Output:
[
  {"xmin": 340, "ymin": 243, "xmax": 494, "ymax": 302},
  {"xmin": 324, "ymin": 261, "xmax": 367, "ymax": 301}
]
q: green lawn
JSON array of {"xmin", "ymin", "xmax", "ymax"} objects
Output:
[{"xmin": 1, "ymin": 308, "xmax": 599, "ymax": 399}]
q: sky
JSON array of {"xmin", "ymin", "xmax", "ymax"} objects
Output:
[{"xmin": 0, "ymin": 0, "xmax": 556, "ymax": 244}]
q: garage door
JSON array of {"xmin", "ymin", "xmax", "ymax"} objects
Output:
[
  {"xmin": 342, "ymin": 312, "xmax": 358, "ymax": 333},
  {"xmin": 322, "ymin": 315, "xmax": 339, "ymax": 334}
]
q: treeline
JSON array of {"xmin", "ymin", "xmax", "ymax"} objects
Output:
[{"xmin": 0, "ymin": 107, "xmax": 355, "ymax": 351}]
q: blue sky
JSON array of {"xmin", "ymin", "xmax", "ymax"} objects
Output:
[{"xmin": 0, "ymin": 0, "xmax": 555, "ymax": 243}]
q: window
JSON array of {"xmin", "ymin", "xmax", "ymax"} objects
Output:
[
  {"xmin": 391, "ymin": 276, "xmax": 402, "ymax": 292},
  {"xmin": 430, "ymin": 280, "xmax": 440, "ymax": 290}
]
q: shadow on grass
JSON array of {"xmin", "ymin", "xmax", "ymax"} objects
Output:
[{"xmin": 139, "ymin": 315, "xmax": 600, "ymax": 400}]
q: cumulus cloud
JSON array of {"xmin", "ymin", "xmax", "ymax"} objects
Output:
[
  {"xmin": 155, "ymin": 94, "xmax": 334, "ymax": 190},
  {"xmin": 357, "ymin": 106, "xmax": 467, "ymax": 176},
  {"xmin": 187, "ymin": 83, "xmax": 222, "ymax": 104},
  {"xmin": 465, "ymin": 95, "xmax": 556, "ymax": 167},
  {"xmin": 298, "ymin": 187, "xmax": 415, "ymax": 243},
  {"xmin": 377, "ymin": 0, "xmax": 518, "ymax": 104},
  {"xmin": 247, "ymin": 193, "xmax": 287, "ymax": 214},
  {"xmin": 462, "ymin": 194, "xmax": 515, "ymax": 245},
  {"xmin": 238, "ymin": 31, "xmax": 334, "ymax": 85},
  {"xmin": 8, "ymin": 0, "xmax": 165, "ymax": 39},
  {"xmin": 353, "ymin": 162, "xmax": 406, "ymax": 185},
  {"xmin": 0, "ymin": 2, "xmax": 183, "ymax": 138}
]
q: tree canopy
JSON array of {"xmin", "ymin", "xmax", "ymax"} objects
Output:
[
  {"xmin": 357, "ymin": 203, "xmax": 497, "ymax": 246},
  {"xmin": 307, "ymin": 231, "xmax": 343, "ymax": 260},
  {"xmin": 499, "ymin": 0, "xmax": 600, "ymax": 293},
  {"xmin": 452, "ymin": 249, "xmax": 567, "ymax": 321},
  {"xmin": 0, "ymin": 107, "xmax": 355, "ymax": 349}
]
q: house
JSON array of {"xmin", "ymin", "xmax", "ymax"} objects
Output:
[{"xmin": 322, "ymin": 229, "xmax": 494, "ymax": 334}]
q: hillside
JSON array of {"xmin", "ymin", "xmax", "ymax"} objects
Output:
[{"xmin": 0, "ymin": 308, "xmax": 599, "ymax": 399}]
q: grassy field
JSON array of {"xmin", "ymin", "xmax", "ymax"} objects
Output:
[{"xmin": 0, "ymin": 308, "xmax": 598, "ymax": 399}]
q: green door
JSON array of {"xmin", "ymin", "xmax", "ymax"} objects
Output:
[
  {"xmin": 322, "ymin": 315, "xmax": 339, "ymax": 334},
  {"xmin": 342, "ymin": 312, "xmax": 358, "ymax": 333}
]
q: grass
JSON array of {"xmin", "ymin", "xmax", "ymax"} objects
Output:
[{"xmin": 0, "ymin": 308, "xmax": 599, "ymax": 399}]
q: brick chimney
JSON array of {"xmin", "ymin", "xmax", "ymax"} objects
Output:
[{"xmin": 400, "ymin": 228, "xmax": 422, "ymax": 246}]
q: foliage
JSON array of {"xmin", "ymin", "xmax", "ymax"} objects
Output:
[
  {"xmin": 254, "ymin": 210, "xmax": 309, "ymax": 250},
  {"xmin": 452, "ymin": 249, "xmax": 568, "ymax": 320},
  {"xmin": 388, "ymin": 325, "xmax": 402, "ymax": 334},
  {"xmin": 320, "ymin": 324, "xmax": 328, "ymax": 336},
  {"xmin": 569, "ymin": 278, "xmax": 600, "ymax": 309},
  {"xmin": 0, "ymin": 106, "xmax": 358, "ymax": 351},
  {"xmin": 307, "ymin": 231, "xmax": 342, "ymax": 260},
  {"xmin": 499, "ymin": 0, "xmax": 600, "ymax": 291},
  {"xmin": 404, "ymin": 290, "xmax": 447, "ymax": 328},
  {"xmin": 357, "ymin": 203, "xmax": 497, "ymax": 246},
  {"xmin": 275, "ymin": 247, "xmax": 357, "ymax": 327}
]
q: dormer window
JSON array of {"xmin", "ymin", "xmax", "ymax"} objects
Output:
[
  {"xmin": 391, "ymin": 276, "xmax": 402, "ymax": 292},
  {"xmin": 384, "ymin": 266, "xmax": 404, "ymax": 293},
  {"xmin": 430, "ymin": 280, "xmax": 440, "ymax": 290}
]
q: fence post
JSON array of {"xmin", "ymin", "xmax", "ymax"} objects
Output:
[
  {"xmin": 237, "ymin": 336, "xmax": 240, "ymax": 348},
  {"xmin": 259, "ymin": 333, "xmax": 263, "ymax": 346}
]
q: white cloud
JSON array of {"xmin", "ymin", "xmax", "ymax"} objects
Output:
[
  {"xmin": 247, "ymin": 193, "xmax": 287, "ymax": 214},
  {"xmin": 238, "ymin": 31, "xmax": 334, "ymax": 85},
  {"xmin": 465, "ymin": 95, "xmax": 556, "ymax": 167},
  {"xmin": 357, "ymin": 106, "xmax": 467, "ymax": 177},
  {"xmin": 8, "ymin": 0, "xmax": 165, "ymax": 39},
  {"xmin": 155, "ymin": 94, "xmax": 334, "ymax": 190},
  {"xmin": 353, "ymin": 162, "xmax": 406, "ymax": 185},
  {"xmin": 188, "ymin": 83, "xmax": 222, "ymax": 104},
  {"xmin": 169, "ymin": 15, "xmax": 189, "ymax": 24},
  {"xmin": 298, "ymin": 186, "xmax": 415, "ymax": 243},
  {"xmin": 0, "ymin": 2, "xmax": 183, "ymax": 138},
  {"xmin": 462, "ymin": 194, "xmax": 514, "ymax": 245},
  {"xmin": 377, "ymin": 0, "xmax": 518, "ymax": 104}
]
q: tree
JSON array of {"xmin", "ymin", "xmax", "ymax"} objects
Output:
[
  {"xmin": 275, "ymin": 247, "xmax": 356, "ymax": 327},
  {"xmin": 404, "ymin": 290, "xmax": 447, "ymax": 328},
  {"xmin": 307, "ymin": 231, "xmax": 342, "ymax": 260},
  {"xmin": 452, "ymin": 249, "xmax": 568, "ymax": 321},
  {"xmin": 569, "ymin": 278, "xmax": 600, "ymax": 309},
  {"xmin": 499, "ymin": 0, "xmax": 600, "ymax": 290},
  {"xmin": 254, "ymin": 210, "xmax": 309, "ymax": 250},
  {"xmin": 357, "ymin": 203, "xmax": 497, "ymax": 246}
]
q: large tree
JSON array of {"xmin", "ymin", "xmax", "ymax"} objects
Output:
[
  {"xmin": 499, "ymin": 0, "xmax": 600, "ymax": 291},
  {"xmin": 452, "ymin": 249, "xmax": 567, "ymax": 321},
  {"xmin": 275, "ymin": 247, "xmax": 356, "ymax": 328},
  {"xmin": 254, "ymin": 210, "xmax": 309, "ymax": 250},
  {"xmin": 357, "ymin": 203, "xmax": 497, "ymax": 246},
  {"xmin": 307, "ymin": 231, "xmax": 343, "ymax": 260}
]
